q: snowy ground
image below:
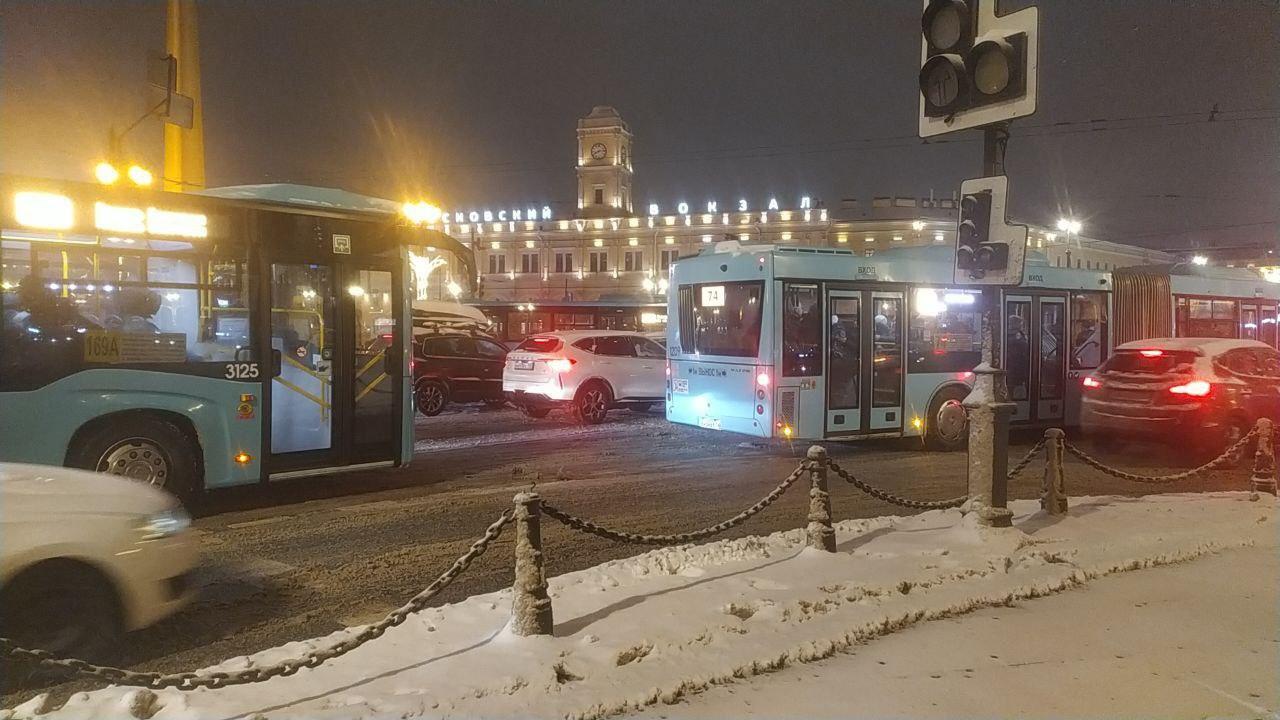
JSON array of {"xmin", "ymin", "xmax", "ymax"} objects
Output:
[{"xmin": 13, "ymin": 492, "xmax": 1275, "ymax": 720}]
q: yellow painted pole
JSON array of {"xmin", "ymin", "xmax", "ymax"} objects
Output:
[{"xmin": 164, "ymin": 0, "xmax": 205, "ymax": 192}]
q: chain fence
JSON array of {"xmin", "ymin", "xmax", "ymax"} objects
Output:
[
  {"xmin": 1061, "ymin": 425, "xmax": 1259, "ymax": 485},
  {"xmin": 541, "ymin": 463, "xmax": 809, "ymax": 545},
  {"xmin": 825, "ymin": 457, "xmax": 969, "ymax": 510},
  {"xmin": 1007, "ymin": 438, "xmax": 1046, "ymax": 480}
]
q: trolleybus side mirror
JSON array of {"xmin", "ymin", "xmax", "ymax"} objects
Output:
[{"xmin": 271, "ymin": 349, "xmax": 282, "ymax": 377}]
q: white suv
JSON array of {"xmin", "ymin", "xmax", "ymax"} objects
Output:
[{"xmin": 503, "ymin": 331, "xmax": 666, "ymax": 423}]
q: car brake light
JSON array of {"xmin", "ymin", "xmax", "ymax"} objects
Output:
[
  {"xmin": 1139, "ymin": 349, "xmax": 1164, "ymax": 357},
  {"xmin": 756, "ymin": 372, "xmax": 770, "ymax": 387},
  {"xmin": 1082, "ymin": 376, "xmax": 1101, "ymax": 389},
  {"xmin": 547, "ymin": 358, "xmax": 575, "ymax": 373},
  {"xmin": 1169, "ymin": 379, "xmax": 1211, "ymax": 397}
]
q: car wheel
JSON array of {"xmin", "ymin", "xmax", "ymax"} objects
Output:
[
  {"xmin": 519, "ymin": 406, "xmax": 551, "ymax": 419},
  {"xmin": 629, "ymin": 402, "xmax": 653, "ymax": 413},
  {"xmin": 573, "ymin": 382, "xmax": 611, "ymax": 425},
  {"xmin": 922, "ymin": 387, "xmax": 969, "ymax": 451},
  {"xmin": 483, "ymin": 398, "xmax": 508, "ymax": 409},
  {"xmin": 68, "ymin": 415, "xmax": 199, "ymax": 500},
  {"xmin": 415, "ymin": 380, "xmax": 449, "ymax": 417},
  {"xmin": 0, "ymin": 561, "xmax": 123, "ymax": 667}
]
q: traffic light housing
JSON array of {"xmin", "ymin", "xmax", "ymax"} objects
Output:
[
  {"xmin": 953, "ymin": 175, "xmax": 1027, "ymax": 285},
  {"xmin": 919, "ymin": 0, "xmax": 1038, "ymax": 138}
]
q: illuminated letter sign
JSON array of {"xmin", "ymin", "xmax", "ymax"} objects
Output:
[
  {"xmin": 498, "ymin": 210, "xmax": 507, "ymax": 221},
  {"xmin": 541, "ymin": 206, "xmax": 552, "ymax": 220},
  {"xmin": 767, "ymin": 197, "xmax": 779, "ymax": 210},
  {"xmin": 648, "ymin": 203, "xmax": 660, "ymax": 216},
  {"xmin": 738, "ymin": 199, "xmax": 748, "ymax": 212},
  {"xmin": 146, "ymin": 207, "xmax": 208, "ymax": 238},
  {"xmin": 800, "ymin": 196, "xmax": 812, "ymax": 209},
  {"xmin": 468, "ymin": 211, "xmax": 480, "ymax": 222},
  {"xmin": 706, "ymin": 201, "xmax": 717, "ymax": 213},
  {"xmin": 676, "ymin": 202, "xmax": 689, "ymax": 215}
]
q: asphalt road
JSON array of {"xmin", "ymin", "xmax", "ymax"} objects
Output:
[{"xmin": 3, "ymin": 403, "xmax": 1257, "ymax": 707}]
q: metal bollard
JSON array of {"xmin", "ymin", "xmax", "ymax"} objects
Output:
[
  {"xmin": 510, "ymin": 492, "xmax": 554, "ymax": 636},
  {"xmin": 1251, "ymin": 418, "xmax": 1277, "ymax": 497},
  {"xmin": 806, "ymin": 445, "xmax": 836, "ymax": 552},
  {"xmin": 1040, "ymin": 428, "xmax": 1068, "ymax": 515}
]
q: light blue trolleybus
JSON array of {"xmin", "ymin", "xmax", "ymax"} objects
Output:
[
  {"xmin": 0, "ymin": 175, "xmax": 467, "ymax": 498},
  {"xmin": 665, "ymin": 241, "xmax": 1280, "ymax": 448}
]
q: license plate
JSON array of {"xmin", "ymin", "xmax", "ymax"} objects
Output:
[
  {"xmin": 672, "ymin": 379, "xmax": 689, "ymax": 394},
  {"xmin": 515, "ymin": 360, "xmax": 534, "ymax": 370},
  {"xmin": 698, "ymin": 417, "xmax": 722, "ymax": 430}
]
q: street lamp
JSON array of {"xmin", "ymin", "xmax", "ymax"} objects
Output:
[
  {"xmin": 402, "ymin": 200, "xmax": 442, "ymax": 225},
  {"xmin": 1056, "ymin": 218, "xmax": 1081, "ymax": 234},
  {"xmin": 94, "ymin": 162, "xmax": 120, "ymax": 185},
  {"xmin": 127, "ymin": 165, "xmax": 154, "ymax": 187}
]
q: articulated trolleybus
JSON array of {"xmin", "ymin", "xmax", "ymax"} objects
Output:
[
  {"xmin": 0, "ymin": 175, "xmax": 459, "ymax": 498},
  {"xmin": 665, "ymin": 242, "xmax": 1280, "ymax": 448}
]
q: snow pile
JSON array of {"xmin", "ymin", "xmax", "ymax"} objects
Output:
[{"xmin": 13, "ymin": 493, "xmax": 1274, "ymax": 720}]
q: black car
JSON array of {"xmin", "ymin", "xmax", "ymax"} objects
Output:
[{"xmin": 413, "ymin": 333, "xmax": 509, "ymax": 416}]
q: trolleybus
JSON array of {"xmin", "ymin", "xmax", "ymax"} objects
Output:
[
  {"xmin": 665, "ymin": 242, "xmax": 1280, "ymax": 448},
  {"xmin": 0, "ymin": 175, "xmax": 467, "ymax": 498}
]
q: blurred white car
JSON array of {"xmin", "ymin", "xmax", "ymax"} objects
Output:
[
  {"xmin": 0, "ymin": 463, "xmax": 198, "ymax": 663},
  {"xmin": 503, "ymin": 330, "xmax": 666, "ymax": 423}
]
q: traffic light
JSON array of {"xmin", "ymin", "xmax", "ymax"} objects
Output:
[
  {"xmin": 952, "ymin": 175, "xmax": 1027, "ymax": 285},
  {"xmin": 919, "ymin": 0, "xmax": 1038, "ymax": 138}
]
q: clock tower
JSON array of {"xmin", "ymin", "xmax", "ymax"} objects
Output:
[{"xmin": 576, "ymin": 106, "xmax": 633, "ymax": 218}]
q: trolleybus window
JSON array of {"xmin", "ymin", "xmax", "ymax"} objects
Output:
[
  {"xmin": 1039, "ymin": 302, "xmax": 1066, "ymax": 401},
  {"xmin": 1, "ymin": 237, "xmax": 251, "ymax": 391},
  {"xmin": 782, "ymin": 283, "xmax": 821, "ymax": 376},
  {"xmin": 828, "ymin": 297, "xmax": 860, "ymax": 410},
  {"xmin": 1069, "ymin": 292, "xmax": 1108, "ymax": 369},
  {"xmin": 908, "ymin": 287, "xmax": 981, "ymax": 374},
  {"xmin": 872, "ymin": 297, "xmax": 903, "ymax": 408},
  {"xmin": 1006, "ymin": 300, "xmax": 1032, "ymax": 401},
  {"xmin": 678, "ymin": 281, "xmax": 763, "ymax": 357}
]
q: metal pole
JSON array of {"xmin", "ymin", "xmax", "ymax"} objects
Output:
[{"xmin": 963, "ymin": 124, "xmax": 1015, "ymax": 528}]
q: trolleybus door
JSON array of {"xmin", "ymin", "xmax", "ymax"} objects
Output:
[
  {"xmin": 1003, "ymin": 292, "xmax": 1068, "ymax": 424},
  {"xmin": 823, "ymin": 288, "xmax": 905, "ymax": 436},
  {"xmin": 868, "ymin": 291, "xmax": 905, "ymax": 432},
  {"xmin": 1036, "ymin": 295, "xmax": 1067, "ymax": 423},
  {"xmin": 266, "ymin": 262, "xmax": 403, "ymax": 474},
  {"xmin": 825, "ymin": 290, "xmax": 863, "ymax": 435}
]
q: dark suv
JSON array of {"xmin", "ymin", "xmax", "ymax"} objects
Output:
[
  {"xmin": 412, "ymin": 333, "xmax": 510, "ymax": 416},
  {"xmin": 1080, "ymin": 338, "xmax": 1280, "ymax": 460}
]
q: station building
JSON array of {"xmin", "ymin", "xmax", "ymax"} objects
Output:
[{"xmin": 426, "ymin": 106, "xmax": 1176, "ymax": 341}]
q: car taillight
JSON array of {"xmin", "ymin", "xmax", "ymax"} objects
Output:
[
  {"xmin": 1139, "ymin": 349, "xmax": 1164, "ymax": 357},
  {"xmin": 1081, "ymin": 376, "xmax": 1101, "ymax": 389},
  {"xmin": 1169, "ymin": 379, "xmax": 1212, "ymax": 397},
  {"xmin": 547, "ymin": 358, "xmax": 576, "ymax": 373}
]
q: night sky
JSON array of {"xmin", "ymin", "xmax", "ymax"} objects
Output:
[{"xmin": 2, "ymin": 1, "xmax": 1276, "ymax": 250}]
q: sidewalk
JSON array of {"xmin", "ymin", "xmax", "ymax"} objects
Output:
[{"xmin": 635, "ymin": 543, "xmax": 1279, "ymax": 719}]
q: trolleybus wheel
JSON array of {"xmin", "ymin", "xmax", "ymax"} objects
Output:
[
  {"xmin": 69, "ymin": 415, "xmax": 200, "ymax": 500},
  {"xmin": 573, "ymin": 382, "xmax": 611, "ymax": 425},
  {"xmin": 923, "ymin": 387, "xmax": 969, "ymax": 451}
]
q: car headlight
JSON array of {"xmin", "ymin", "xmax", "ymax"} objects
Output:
[{"xmin": 137, "ymin": 507, "xmax": 191, "ymax": 541}]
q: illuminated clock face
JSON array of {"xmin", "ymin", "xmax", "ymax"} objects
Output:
[{"xmin": 590, "ymin": 143, "xmax": 607, "ymax": 160}]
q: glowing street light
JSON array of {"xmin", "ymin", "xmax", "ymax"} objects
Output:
[
  {"xmin": 911, "ymin": 219, "xmax": 926, "ymax": 232},
  {"xmin": 127, "ymin": 165, "xmax": 154, "ymax": 186},
  {"xmin": 1191, "ymin": 255, "xmax": 1209, "ymax": 266},
  {"xmin": 402, "ymin": 200, "xmax": 442, "ymax": 225},
  {"xmin": 1056, "ymin": 218, "xmax": 1082, "ymax": 234},
  {"xmin": 94, "ymin": 161, "xmax": 121, "ymax": 185}
]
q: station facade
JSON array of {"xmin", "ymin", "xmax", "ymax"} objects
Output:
[{"xmin": 427, "ymin": 107, "xmax": 1176, "ymax": 341}]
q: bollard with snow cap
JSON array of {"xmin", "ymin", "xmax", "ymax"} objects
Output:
[
  {"xmin": 806, "ymin": 445, "xmax": 836, "ymax": 552},
  {"xmin": 1041, "ymin": 428, "xmax": 1067, "ymax": 515},
  {"xmin": 1250, "ymin": 418, "xmax": 1277, "ymax": 497},
  {"xmin": 511, "ymin": 492, "xmax": 554, "ymax": 635}
]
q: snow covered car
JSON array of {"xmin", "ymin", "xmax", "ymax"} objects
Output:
[
  {"xmin": 503, "ymin": 331, "xmax": 666, "ymax": 423},
  {"xmin": 1080, "ymin": 338, "xmax": 1280, "ymax": 460},
  {"xmin": 0, "ymin": 463, "xmax": 198, "ymax": 664}
]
